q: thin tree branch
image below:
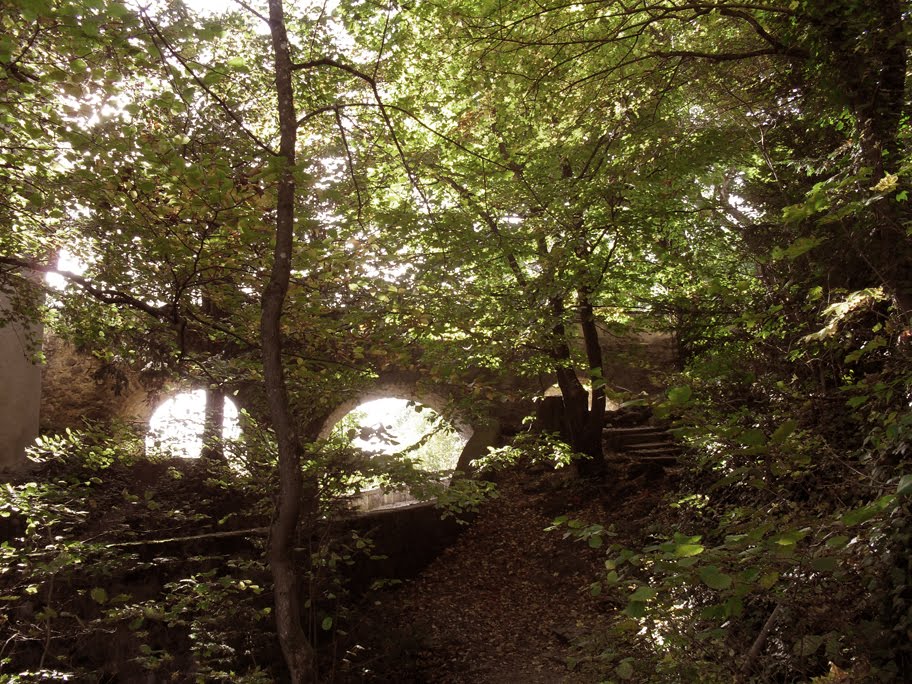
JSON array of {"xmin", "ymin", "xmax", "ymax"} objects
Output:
[
  {"xmin": 230, "ymin": 0, "xmax": 269, "ymax": 25},
  {"xmin": 335, "ymin": 107, "xmax": 366, "ymax": 228},
  {"xmin": 436, "ymin": 173, "xmax": 528, "ymax": 288},
  {"xmin": 741, "ymin": 602, "xmax": 783, "ymax": 674},
  {"xmin": 106, "ymin": 526, "xmax": 269, "ymax": 548},
  {"xmin": 290, "ymin": 58, "xmax": 430, "ymax": 208},
  {"xmin": 373, "ymin": 0, "xmax": 394, "ymax": 81},
  {"xmin": 140, "ymin": 11, "xmax": 275, "ymax": 156},
  {"xmin": 0, "ymin": 256, "xmax": 169, "ymax": 320}
]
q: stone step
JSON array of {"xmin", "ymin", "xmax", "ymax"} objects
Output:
[
  {"xmin": 624, "ymin": 441, "xmax": 681, "ymax": 451},
  {"xmin": 606, "ymin": 446, "xmax": 679, "ymax": 461},
  {"xmin": 604, "ymin": 425, "xmax": 666, "ymax": 434},
  {"xmin": 605, "ymin": 429, "xmax": 668, "ymax": 442},
  {"xmin": 606, "ymin": 432, "xmax": 674, "ymax": 448},
  {"xmin": 626, "ymin": 444, "xmax": 677, "ymax": 453},
  {"xmin": 604, "ymin": 421, "xmax": 683, "ymax": 468},
  {"xmin": 637, "ymin": 454, "xmax": 679, "ymax": 463}
]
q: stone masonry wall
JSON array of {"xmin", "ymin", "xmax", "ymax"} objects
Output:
[{"xmin": 40, "ymin": 334, "xmax": 155, "ymax": 434}]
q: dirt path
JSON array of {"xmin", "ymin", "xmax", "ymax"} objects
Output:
[{"xmin": 341, "ymin": 463, "xmax": 668, "ymax": 683}]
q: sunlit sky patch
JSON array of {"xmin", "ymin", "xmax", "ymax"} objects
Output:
[
  {"xmin": 349, "ymin": 397, "xmax": 415, "ymax": 453},
  {"xmin": 46, "ymin": 248, "xmax": 87, "ymax": 290}
]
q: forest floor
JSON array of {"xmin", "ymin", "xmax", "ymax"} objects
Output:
[{"xmin": 338, "ymin": 458, "xmax": 675, "ymax": 683}]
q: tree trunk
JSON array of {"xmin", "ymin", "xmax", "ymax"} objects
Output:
[
  {"xmin": 576, "ymin": 290, "xmax": 607, "ymax": 477},
  {"xmin": 200, "ymin": 386, "xmax": 225, "ymax": 460},
  {"xmin": 820, "ymin": 8, "xmax": 912, "ymax": 665},
  {"xmin": 816, "ymin": 0, "xmax": 912, "ymax": 320},
  {"xmin": 551, "ymin": 295, "xmax": 606, "ymax": 477},
  {"xmin": 263, "ymin": 1, "xmax": 316, "ymax": 681}
]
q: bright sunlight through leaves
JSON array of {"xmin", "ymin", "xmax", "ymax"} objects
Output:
[{"xmin": 146, "ymin": 389, "xmax": 241, "ymax": 458}]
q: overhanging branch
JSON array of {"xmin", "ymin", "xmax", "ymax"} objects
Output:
[{"xmin": 0, "ymin": 256, "xmax": 169, "ymax": 320}]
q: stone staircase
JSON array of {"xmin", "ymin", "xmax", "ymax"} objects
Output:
[{"xmin": 603, "ymin": 424, "xmax": 682, "ymax": 476}]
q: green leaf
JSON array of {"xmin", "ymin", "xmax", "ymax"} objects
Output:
[
  {"xmin": 623, "ymin": 601, "xmax": 646, "ymax": 618},
  {"xmin": 673, "ymin": 543, "xmax": 704, "ymax": 558},
  {"xmin": 202, "ymin": 70, "xmax": 226, "ymax": 86},
  {"xmin": 770, "ymin": 420, "xmax": 798, "ymax": 444},
  {"xmin": 587, "ymin": 534, "xmax": 603, "ymax": 549},
  {"xmin": 698, "ymin": 565, "xmax": 732, "ymax": 590},
  {"xmin": 107, "ymin": 2, "xmax": 130, "ymax": 18},
  {"xmin": 739, "ymin": 428, "xmax": 767, "ymax": 447},
  {"xmin": 794, "ymin": 635, "xmax": 824, "ymax": 657},
  {"xmin": 724, "ymin": 596, "xmax": 743, "ymax": 617},
  {"xmin": 846, "ymin": 394, "xmax": 870, "ymax": 408},
  {"xmin": 667, "ymin": 385, "xmax": 692, "ymax": 405},
  {"xmin": 321, "ymin": 616, "xmax": 333, "ymax": 631},
  {"xmin": 629, "ymin": 585, "xmax": 656, "ymax": 602},
  {"xmin": 772, "ymin": 236, "xmax": 825, "ymax": 259},
  {"xmin": 841, "ymin": 495, "xmax": 895, "ymax": 526},
  {"xmin": 825, "ymin": 535, "xmax": 849, "ymax": 549},
  {"xmin": 774, "ymin": 528, "xmax": 808, "ymax": 546},
  {"xmin": 616, "ymin": 659, "xmax": 635, "ymax": 680},
  {"xmin": 896, "ymin": 474, "xmax": 912, "ymax": 497},
  {"xmin": 90, "ymin": 587, "xmax": 108, "ymax": 604},
  {"xmin": 810, "ymin": 557, "xmax": 838, "ymax": 572}
]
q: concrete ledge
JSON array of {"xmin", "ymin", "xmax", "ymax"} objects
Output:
[{"xmin": 344, "ymin": 500, "xmax": 470, "ymax": 592}]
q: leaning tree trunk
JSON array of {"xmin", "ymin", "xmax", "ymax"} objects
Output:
[
  {"xmin": 263, "ymin": 1, "xmax": 316, "ymax": 680},
  {"xmin": 851, "ymin": 1, "xmax": 912, "ymax": 322},
  {"xmin": 816, "ymin": 6, "xmax": 912, "ymax": 669}
]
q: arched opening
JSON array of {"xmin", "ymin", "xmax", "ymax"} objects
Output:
[
  {"xmin": 326, "ymin": 395, "xmax": 470, "ymax": 512},
  {"xmin": 331, "ymin": 397, "xmax": 467, "ymax": 472},
  {"xmin": 146, "ymin": 389, "xmax": 241, "ymax": 459}
]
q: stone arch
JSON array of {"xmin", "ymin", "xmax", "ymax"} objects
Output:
[
  {"xmin": 541, "ymin": 381, "xmax": 622, "ymax": 411},
  {"xmin": 316, "ymin": 370, "xmax": 507, "ymax": 476},
  {"xmin": 0, "ymin": 289, "xmax": 41, "ymax": 471},
  {"xmin": 318, "ymin": 375, "xmax": 473, "ymax": 446}
]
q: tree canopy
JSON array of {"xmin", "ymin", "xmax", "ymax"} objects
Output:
[{"xmin": 1, "ymin": 0, "xmax": 911, "ymax": 681}]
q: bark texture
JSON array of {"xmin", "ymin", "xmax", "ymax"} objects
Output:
[
  {"xmin": 263, "ymin": 1, "xmax": 316, "ymax": 680},
  {"xmin": 551, "ymin": 295, "xmax": 606, "ymax": 477}
]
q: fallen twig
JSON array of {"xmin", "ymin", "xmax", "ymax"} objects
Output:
[
  {"xmin": 104, "ymin": 527, "xmax": 269, "ymax": 548},
  {"xmin": 741, "ymin": 602, "xmax": 783, "ymax": 675}
]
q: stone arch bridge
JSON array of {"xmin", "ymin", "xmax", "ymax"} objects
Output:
[{"xmin": 1, "ymin": 326, "xmax": 677, "ymax": 471}]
